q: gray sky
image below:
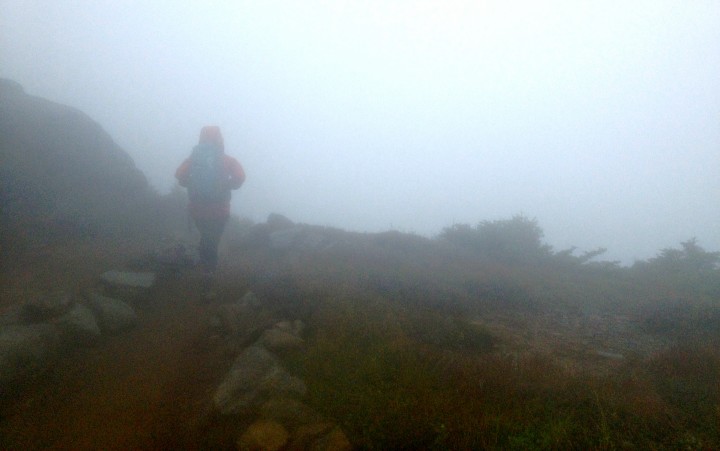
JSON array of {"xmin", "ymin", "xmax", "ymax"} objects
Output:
[{"xmin": 2, "ymin": 0, "xmax": 719, "ymax": 263}]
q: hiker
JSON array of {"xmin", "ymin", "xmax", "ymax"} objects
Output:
[{"xmin": 175, "ymin": 126, "xmax": 245, "ymax": 288}]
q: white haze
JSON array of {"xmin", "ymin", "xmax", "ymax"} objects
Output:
[{"xmin": 2, "ymin": 1, "xmax": 719, "ymax": 264}]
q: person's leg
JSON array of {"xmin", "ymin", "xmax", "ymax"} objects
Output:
[
  {"xmin": 195, "ymin": 217, "xmax": 212, "ymax": 272},
  {"xmin": 203, "ymin": 217, "xmax": 227, "ymax": 272},
  {"xmin": 194, "ymin": 216, "xmax": 227, "ymax": 296},
  {"xmin": 195, "ymin": 217, "xmax": 227, "ymax": 270}
]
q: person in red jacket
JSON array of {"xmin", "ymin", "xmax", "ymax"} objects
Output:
[{"xmin": 175, "ymin": 126, "xmax": 245, "ymax": 287}]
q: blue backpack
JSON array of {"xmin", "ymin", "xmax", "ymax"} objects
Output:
[{"xmin": 187, "ymin": 143, "xmax": 227, "ymax": 202}]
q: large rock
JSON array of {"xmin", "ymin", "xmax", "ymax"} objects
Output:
[
  {"xmin": 309, "ymin": 426, "xmax": 353, "ymax": 451},
  {"xmin": 288, "ymin": 423, "xmax": 353, "ymax": 451},
  {"xmin": 53, "ymin": 303, "xmax": 101, "ymax": 346},
  {"xmin": 207, "ymin": 291, "xmax": 277, "ymax": 345},
  {"xmin": 260, "ymin": 397, "xmax": 324, "ymax": 429},
  {"xmin": 0, "ymin": 78, "xmax": 154, "ymax": 255},
  {"xmin": 213, "ymin": 345, "xmax": 307, "ymax": 415},
  {"xmin": 0, "ymin": 324, "xmax": 62, "ymax": 396},
  {"xmin": 238, "ymin": 420, "xmax": 289, "ymax": 451},
  {"xmin": 257, "ymin": 328, "xmax": 305, "ymax": 353},
  {"xmin": 86, "ymin": 293, "xmax": 137, "ymax": 334},
  {"xmin": 209, "ymin": 301, "xmax": 274, "ymax": 340}
]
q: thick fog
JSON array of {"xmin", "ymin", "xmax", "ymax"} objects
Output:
[{"xmin": 2, "ymin": 1, "xmax": 719, "ymax": 263}]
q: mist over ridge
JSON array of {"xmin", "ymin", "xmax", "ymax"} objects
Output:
[
  {"xmin": 1, "ymin": 63, "xmax": 720, "ymax": 448},
  {"xmin": 1, "ymin": 1, "xmax": 718, "ymax": 264}
]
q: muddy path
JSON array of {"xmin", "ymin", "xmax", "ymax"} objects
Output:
[{"xmin": 0, "ymin": 273, "xmax": 242, "ymax": 450}]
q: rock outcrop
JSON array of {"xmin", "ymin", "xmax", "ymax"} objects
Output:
[{"xmin": 0, "ymin": 78, "xmax": 155, "ymax": 258}]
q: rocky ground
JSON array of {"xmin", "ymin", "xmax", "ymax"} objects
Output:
[
  {"xmin": 0, "ymin": 220, "xmax": 680, "ymax": 449},
  {"xmin": 0, "ymin": 240, "xmax": 351, "ymax": 450}
]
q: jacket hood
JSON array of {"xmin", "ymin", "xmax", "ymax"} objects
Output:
[{"xmin": 198, "ymin": 126, "xmax": 224, "ymax": 151}]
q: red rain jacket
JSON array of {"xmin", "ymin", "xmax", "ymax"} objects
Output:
[{"xmin": 175, "ymin": 153, "xmax": 245, "ymax": 219}]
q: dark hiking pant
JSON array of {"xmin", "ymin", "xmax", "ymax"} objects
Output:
[{"xmin": 194, "ymin": 216, "xmax": 227, "ymax": 273}]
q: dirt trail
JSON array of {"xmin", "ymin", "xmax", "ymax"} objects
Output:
[{"xmin": 0, "ymin": 275, "xmax": 237, "ymax": 450}]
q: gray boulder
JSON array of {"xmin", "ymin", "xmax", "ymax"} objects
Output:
[
  {"xmin": 53, "ymin": 303, "xmax": 101, "ymax": 346},
  {"xmin": 260, "ymin": 397, "xmax": 324, "ymax": 429},
  {"xmin": 288, "ymin": 423, "xmax": 353, "ymax": 451},
  {"xmin": 274, "ymin": 319, "xmax": 306, "ymax": 337},
  {"xmin": 258, "ymin": 328, "xmax": 305, "ymax": 353},
  {"xmin": 209, "ymin": 300, "xmax": 274, "ymax": 340},
  {"xmin": 0, "ymin": 79, "xmax": 153, "ymax": 251},
  {"xmin": 307, "ymin": 426, "xmax": 353, "ymax": 451},
  {"xmin": 238, "ymin": 420, "xmax": 289, "ymax": 451},
  {"xmin": 213, "ymin": 345, "xmax": 307, "ymax": 415},
  {"xmin": 86, "ymin": 293, "xmax": 137, "ymax": 334}
]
